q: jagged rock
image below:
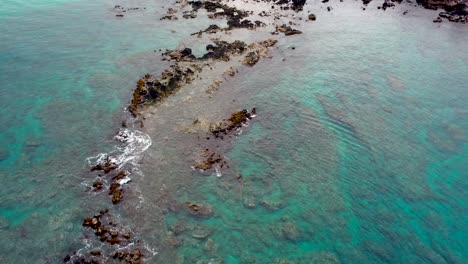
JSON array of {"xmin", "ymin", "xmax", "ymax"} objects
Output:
[
  {"xmin": 160, "ymin": 15, "xmax": 178, "ymax": 20},
  {"xmin": 112, "ymin": 249, "xmax": 143, "ymax": 264},
  {"xmin": 109, "ymin": 183, "xmax": 123, "ymax": 204},
  {"xmin": 185, "ymin": 202, "xmax": 213, "ymax": 217},
  {"xmin": 243, "ymin": 51, "xmax": 260, "ymax": 66},
  {"xmin": 209, "ymin": 108, "xmax": 256, "ymax": 137},
  {"xmin": 129, "ymin": 65, "xmax": 200, "ymax": 116},
  {"xmin": 92, "ymin": 181, "xmax": 104, "ymax": 191},
  {"xmin": 90, "ymin": 157, "xmax": 117, "ymax": 174},
  {"xmin": 163, "ymin": 48, "xmax": 196, "ymax": 62},
  {"xmin": 275, "ymin": 24, "xmax": 303, "ymax": 36}
]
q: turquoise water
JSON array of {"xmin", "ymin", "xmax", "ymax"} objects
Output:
[{"xmin": 1, "ymin": 0, "xmax": 467, "ymax": 263}]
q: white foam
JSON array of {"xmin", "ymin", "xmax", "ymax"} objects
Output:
[{"xmin": 86, "ymin": 129, "xmax": 152, "ymax": 183}]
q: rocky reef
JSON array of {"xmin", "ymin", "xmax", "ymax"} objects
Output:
[
  {"xmin": 128, "ymin": 65, "xmax": 201, "ymax": 116},
  {"xmin": 273, "ymin": 24, "xmax": 303, "ymax": 36},
  {"xmin": 129, "ymin": 39, "xmax": 276, "ymax": 116},
  {"xmin": 209, "ymin": 108, "xmax": 256, "ymax": 138},
  {"xmin": 363, "ymin": 0, "xmax": 468, "ymax": 23},
  {"xmin": 185, "ymin": 201, "xmax": 214, "ymax": 217},
  {"xmin": 64, "ymin": 210, "xmax": 142, "ymax": 264}
]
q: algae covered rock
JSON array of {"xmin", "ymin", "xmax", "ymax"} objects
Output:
[
  {"xmin": 209, "ymin": 108, "xmax": 256, "ymax": 137},
  {"xmin": 185, "ymin": 201, "xmax": 214, "ymax": 217},
  {"xmin": 243, "ymin": 51, "xmax": 261, "ymax": 66}
]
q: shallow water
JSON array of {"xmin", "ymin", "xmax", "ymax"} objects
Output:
[{"xmin": 0, "ymin": 0, "xmax": 467, "ymax": 263}]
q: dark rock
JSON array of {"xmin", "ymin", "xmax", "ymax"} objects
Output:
[
  {"xmin": 185, "ymin": 202, "xmax": 214, "ymax": 217},
  {"xmin": 243, "ymin": 51, "xmax": 260, "ymax": 66},
  {"xmin": 209, "ymin": 109, "xmax": 255, "ymax": 137},
  {"xmin": 92, "ymin": 181, "xmax": 103, "ymax": 191},
  {"xmin": 90, "ymin": 157, "xmax": 117, "ymax": 174},
  {"xmin": 275, "ymin": 24, "xmax": 303, "ymax": 36},
  {"xmin": 112, "ymin": 249, "xmax": 143, "ymax": 264},
  {"xmin": 160, "ymin": 15, "xmax": 177, "ymax": 20},
  {"xmin": 128, "ymin": 65, "xmax": 200, "ymax": 116},
  {"xmin": 308, "ymin": 14, "xmax": 317, "ymax": 20},
  {"xmin": 433, "ymin": 16, "xmax": 443, "ymax": 22}
]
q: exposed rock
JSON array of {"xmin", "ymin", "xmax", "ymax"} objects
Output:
[
  {"xmin": 201, "ymin": 40, "xmax": 248, "ymax": 61},
  {"xmin": 92, "ymin": 181, "xmax": 104, "ymax": 191},
  {"xmin": 308, "ymin": 14, "xmax": 317, "ymax": 20},
  {"xmin": 433, "ymin": 16, "xmax": 443, "ymax": 22},
  {"xmin": 224, "ymin": 67, "xmax": 236, "ymax": 77},
  {"xmin": 90, "ymin": 156, "xmax": 117, "ymax": 174},
  {"xmin": 417, "ymin": 0, "xmax": 467, "ymax": 10},
  {"xmin": 243, "ymin": 51, "xmax": 261, "ymax": 66},
  {"xmin": 209, "ymin": 108, "xmax": 256, "ymax": 137},
  {"xmin": 274, "ymin": 24, "xmax": 303, "ymax": 36},
  {"xmin": 162, "ymin": 48, "xmax": 196, "ymax": 62},
  {"xmin": 276, "ymin": 0, "xmax": 308, "ymax": 12},
  {"xmin": 191, "ymin": 24, "xmax": 223, "ymax": 35},
  {"xmin": 112, "ymin": 249, "xmax": 143, "ymax": 264},
  {"xmin": 109, "ymin": 182, "xmax": 123, "ymax": 204},
  {"xmin": 128, "ymin": 65, "xmax": 201, "ymax": 116},
  {"xmin": 185, "ymin": 201, "xmax": 214, "ymax": 217}
]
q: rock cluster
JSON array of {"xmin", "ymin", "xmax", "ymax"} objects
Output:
[
  {"xmin": 90, "ymin": 157, "xmax": 128, "ymax": 204},
  {"xmin": 129, "ymin": 65, "xmax": 201, "ymax": 116},
  {"xmin": 82, "ymin": 210, "xmax": 132, "ymax": 245},
  {"xmin": 276, "ymin": 0, "xmax": 308, "ymax": 11},
  {"xmin": 273, "ymin": 24, "xmax": 303, "ymax": 36},
  {"xmin": 64, "ymin": 210, "xmax": 141, "ymax": 263},
  {"xmin": 112, "ymin": 249, "xmax": 143, "ymax": 264},
  {"xmin": 209, "ymin": 108, "xmax": 256, "ymax": 137},
  {"xmin": 185, "ymin": 202, "xmax": 214, "ymax": 217}
]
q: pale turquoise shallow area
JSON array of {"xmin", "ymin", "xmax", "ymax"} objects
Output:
[
  {"xmin": 0, "ymin": 0, "xmax": 467, "ymax": 263},
  {"xmin": 161, "ymin": 4, "xmax": 468, "ymax": 264},
  {"xmin": 0, "ymin": 0, "xmax": 216, "ymax": 262}
]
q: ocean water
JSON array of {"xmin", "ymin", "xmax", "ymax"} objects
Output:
[{"xmin": 0, "ymin": 0, "xmax": 467, "ymax": 263}]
